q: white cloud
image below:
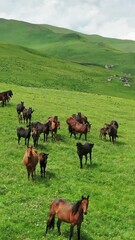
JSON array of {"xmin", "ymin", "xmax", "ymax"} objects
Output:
[{"xmin": 0, "ymin": 0, "xmax": 135, "ymax": 40}]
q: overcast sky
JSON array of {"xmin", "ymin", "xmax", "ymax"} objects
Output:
[{"xmin": 0, "ymin": 0, "xmax": 135, "ymax": 40}]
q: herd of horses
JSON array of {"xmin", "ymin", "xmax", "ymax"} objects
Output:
[{"xmin": 1, "ymin": 93, "xmax": 119, "ymax": 239}]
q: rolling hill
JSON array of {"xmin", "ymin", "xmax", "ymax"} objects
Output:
[{"xmin": 0, "ymin": 18, "xmax": 135, "ymax": 99}]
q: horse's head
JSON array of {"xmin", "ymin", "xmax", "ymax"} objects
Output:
[
  {"xmin": 81, "ymin": 195, "xmax": 89, "ymax": 215},
  {"xmin": 27, "ymin": 146, "xmax": 33, "ymax": 159},
  {"xmin": 86, "ymin": 122, "xmax": 91, "ymax": 132}
]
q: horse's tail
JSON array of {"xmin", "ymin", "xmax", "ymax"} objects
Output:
[{"xmin": 45, "ymin": 215, "xmax": 55, "ymax": 234}]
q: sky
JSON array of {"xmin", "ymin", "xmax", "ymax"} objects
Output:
[{"xmin": 0, "ymin": 0, "xmax": 135, "ymax": 41}]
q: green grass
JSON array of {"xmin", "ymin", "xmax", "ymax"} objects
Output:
[{"xmin": 0, "ymin": 82, "xmax": 135, "ymax": 240}]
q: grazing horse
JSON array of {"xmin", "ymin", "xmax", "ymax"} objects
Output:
[
  {"xmin": 2, "ymin": 90, "xmax": 13, "ymax": 103},
  {"xmin": 69, "ymin": 122, "xmax": 91, "ymax": 141},
  {"xmin": 46, "ymin": 195, "xmax": 89, "ymax": 240},
  {"xmin": 76, "ymin": 142, "xmax": 94, "ymax": 168},
  {"xmin": 0, "ymin": 92, "xmax": 9, "ymax": 107},
  {"xmin": 23, "ymin": 146, "xmax": 38, "ymax": 180}
]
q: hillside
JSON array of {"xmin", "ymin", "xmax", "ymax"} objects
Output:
[{"xmin": 0, "ymin": 18, "xmax": 135, "ymax": 99}]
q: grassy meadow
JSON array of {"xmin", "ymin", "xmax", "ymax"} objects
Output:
[
  {"xmin": 0, "ymin": 82, "xmax": 135, "ymax": 240},
  {"xmin": 0, "ymin": 19, "xmax": 135, "ymax": 240}
]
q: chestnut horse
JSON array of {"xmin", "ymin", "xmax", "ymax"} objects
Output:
[
  {"xmin": 46, "ymin": 195, "xmax": 89, "ymax": 240},
  {"xmin": 47, "ymin": 116, "xmax": 60, "ymax": 140},
  {"xmin": 23, "ymin": 146, "xmax": 38, "ymax": 180},
  {"xmin": 69, "ymin": 122, "xmax": 91, "ymax": 141}
]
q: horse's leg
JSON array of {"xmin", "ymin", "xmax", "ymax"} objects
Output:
[
  {"xmin": 57, "ymin": 219, "xmax": 62, "ymax": 235},
  {"xmin": 44, "ymin": 166, "xmax": 45, "ymax": 177},
  {"xmin": 31, "ymin": 171, "xmax": 34, "ymax": 180},
  {"xmin": 69, "ymin": 224, "xmax": 74, "ymax": 240},
  {"xmin": 27, "ymin": 168, "xmax": 30, "ymax": 180},
  {"xmin": 45, "ymin": 214, "xmax": 55, "ymax": 234},
  {"xmin": 77, "ymin": 224, "xmax": 81, "ymax": 240},
  {"xmin": 85, "ymin": 154, "xmax": 87, "ymax": 165},
  {"xmin": 79, "ymin": 155, "xmax": 83, "ymax": 168},
  {"xmin": 84, "ymin": 132, "xmax": 87, "ymax": 141},
  {"xmin": 27, "ymin": 137, "xmax": 30, "ymax": 147},
  {"xmin": 40, "ymin": 165, "xmax": 42, "ymax": 177},
  {"xmin": 89, "ymin": 151, "xmax": 92, "ymax": 165},
  {"xmin": 18, "ymin": 136, "xmax": 20, "ymax": 144}
]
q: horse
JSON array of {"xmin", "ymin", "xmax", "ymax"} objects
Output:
[
  {"xmin": 31, "ymin": 127, "xmax": 40, "ymax": 147},
  {"xmin": 16, "ymin": 101, "xmax": 25, "ymax": 114},
  {"xmin": 66, "ymin": 116, "xmax": 77, "ymax": 126},
  {"xmin": 38, "ymin": 152, "xmax": 49, "ymax": 177},
  {"xmin": 0, "ymin": 92, "xmax": 8, "ymax": 107},
  {"xmin": 29, "ymin": 121, "xmax": 51, "ymax": 142},
  {"xmin": 103, "ymin": 122, "xmax": 118, "ymax": 143},
  {"xmin": 99, "ymin": 127, "xmax": 108, "ymax": 140},
  {"xmin": 47, "ymin": 116, "xmax": 60, "ymax": 140},
  {"xmin": 23, "ymin": 107, "xmax": 34, "ymax": 125},
  {"xmin": 23, "ymin": 146, "xmax": 38, "ymax": 180},
  {"xmin": 67, "ymin": 113, "xmax": 88, "ymax": 126},
  {"xmin": 46, "ymin": 195, "xmax": 89, "ymax": 240},
  {"xmin": 76, "ymin": 142, "xmax": 94, "ymax": 168},
  {"xmin": 69, "ymin": 122, "xmax": 91, "ymax": 141},
  {"xmin": 17, "ymin": 126, "xmax": 31, "ymax": 146}
]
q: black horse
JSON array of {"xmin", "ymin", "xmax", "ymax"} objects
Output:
[{"xmin": 76, "ymin": 142, "xmax": 94, "ymax": 168}]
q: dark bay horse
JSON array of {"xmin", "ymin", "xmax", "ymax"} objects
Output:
[{"xmin": 46, "ymin": 195, "xmax": 89, "ymax": 240}]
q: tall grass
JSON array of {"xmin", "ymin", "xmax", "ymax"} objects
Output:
[{"xmin": 0, "ymin": 83, "xmax": 134, "ymax": 240}]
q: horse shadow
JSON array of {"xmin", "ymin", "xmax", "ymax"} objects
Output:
[
  {"xmin": 34, "ymin": 170, "xmax": 56, "ymax": 185},
  {"xmin": 62, "ymin": 228, "xmax": 93, "ymax": 240},
  {"xmin": 79, "ymin": 162, "xmax": 99, "ymax": 169}
]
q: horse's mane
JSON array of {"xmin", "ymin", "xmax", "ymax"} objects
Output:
[{"xmin": 72, "ymin": 199, "xmax": 82, "ymax": 214}]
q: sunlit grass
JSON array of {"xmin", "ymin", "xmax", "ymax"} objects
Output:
[{"xmin": 0, "ymin": 83, "xmax": 134, "ymax": 240}]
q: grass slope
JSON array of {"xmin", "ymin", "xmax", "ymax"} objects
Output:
[
  {"xmin": 0, "ymin": 19, "xmax": 135, "ymax": 100},
  {"xmin": 0, "ymin": 42, "xmax": 135, "ymax": 100},
  {"xmin": 0, "ymin": 19, "xmax": 135, "ymax": 70},
  {"xmin": 0, "ymin": 82, "xmax": 135, "ymax": 240}
]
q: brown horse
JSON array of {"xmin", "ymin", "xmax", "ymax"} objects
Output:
[
  {"xmin": 23, "ymin": 146, "xmax": 38, "ymax": 180},
  {"xmin": 67, "ymin": 113, "xmax": 87, "ymax": 125},
  {"xmin": 66, "ymin": 116, "xmax": 77, "ymax": 125},
  {"xmin": 46, "ymin": 195, "xmax": 89, "ymax": 240},
  {"xmin": 47, "ymin": 116, "xmax": 60, "ymax": 140},
  {"xmin": 69, "ymin": 122, "xmax": 91, "ymax": 141}
]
